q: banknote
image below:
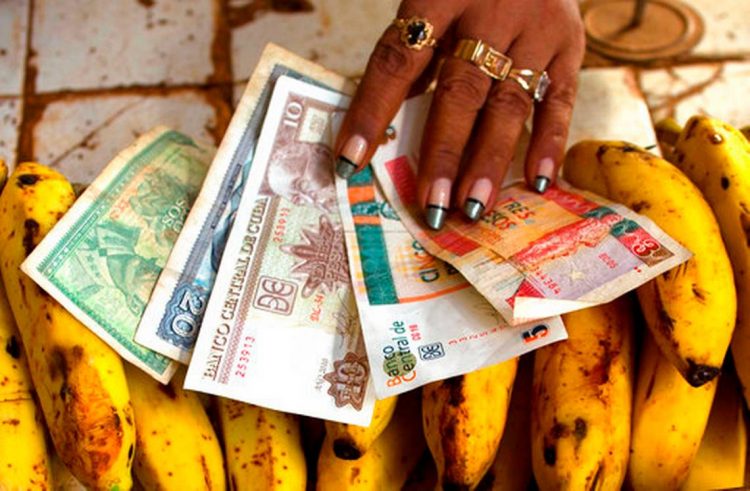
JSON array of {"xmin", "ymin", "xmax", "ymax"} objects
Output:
[
  {"xmin": 22, "ymin": 127, "xmax": 214, "ymax": 382},
  {"xmin": 336, "ymin": 162, "xmax": 567, "ymax": 398},
  {"xmin": 371, "ymin": 94, "xmax": 692, "ymax": 325},
  {"xmin": 185, "ymin": 75, "xmax": 375, "ymax": 425},
  {"xmin": 136, "ymin": 44, "xmax": 357, "ymax": 364}
]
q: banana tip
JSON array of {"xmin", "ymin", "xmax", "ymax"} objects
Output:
[
  {"xmin": 687, "ymin": 360, "xmax": 720, "ymax": 387},
  {"xmin": 332, "ymin": 439, "xmax": 362, "ymax": 460}
]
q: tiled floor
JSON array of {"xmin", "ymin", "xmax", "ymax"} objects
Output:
[{"xmin": 1, "ymin": 0, "xmax": 749, "ymax": 182}]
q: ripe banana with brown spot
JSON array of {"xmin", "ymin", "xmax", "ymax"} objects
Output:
[
  {"xmin": 0, "ymin": 162, "xmax": 135, "ymax": 490},
  {"xmin": 0, "ymin": 159, "xmax": 7, "ymax": 189},
  {"xmin": 628, "ymin": 332, "xmax": 717, "ymax": 490},
  {"xmin": 324, "ymin": 395, "xmax": 398, "ymax": 460},
  {"xmin": 682, "ymin": 360, "xmax": 746, "ymax": 491},
  {"xmin": 127, "ymin": 364, "xmax": 224, "ymax": 490},
  {"xmin": 317, "ymin": 391, "xmax": 424, "ymax": 490},
  {"xmin": 667, "ymin": 116, "xmax": 750, "ymax": 406},
  {"xmin": 531, "ymin": 296, "xmax": 635, "ymax": 491},
  {"xmin": 0, "ymin": 236, "xmax": 52, "ymax": 489},
  {"xmin": 564, "ymin": 141, "xmax": 736, "ymax": 387},
  {"xmin": 478, "ymin": 354, "xmax": 533, "ymax": 491},
  {"xmin": 423, "ymin": 358, "xmax": 518, "ymax": 490},
  {"xmin": 218, "ymin": 398, "xmax": 306, "ymax": 491}
]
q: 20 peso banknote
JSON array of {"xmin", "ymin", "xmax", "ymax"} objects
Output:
[
  {"xmin": 184, "ymin": 75, "xmax": 376, "ymax": 425},
  {"xmin": 371, "ymin": 94, "xmax": 692, "ymax": 325},
  {"xmin": 336, "ymin": 162, "xmax": 566, "ymax": 399},
  {"xmin": 22, "ymin": 127, "xmax": 214, "ymax": 382},
  {"xmin": 136, "ymin": 44, "xmax": 358, "ymax": 364}
]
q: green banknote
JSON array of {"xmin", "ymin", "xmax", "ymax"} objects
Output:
[{"xmin": 22, "ymin": 127, "xmax": 214, "ymax": 382}]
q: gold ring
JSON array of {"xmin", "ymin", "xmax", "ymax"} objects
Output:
[
  {"xmin": 507, "ymin": 68, "xmax": 551, "ymax": 102},
  {"xmin": 392, "ymin": 16, "xmax": 438, "ymax": 51},
  {"xmin": 453, "ymin": 39, "xmax": 513, "ymax": 80}
]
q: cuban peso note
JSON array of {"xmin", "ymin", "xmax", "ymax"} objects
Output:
[
  {"xmin": 21, "ymin": 127, "xmax": 214, "ymax": 382},
  {"xmin": 336, "ymin": 162, "xmax": 567, "ymax": 399},
  {"xmin": 371, "ymin": 94, "xmax": 692, "ymax": 325},
  {"xmin": 184, "ymin": 76, "xmax": 375, "ymax": 425},
  {"xmin": 136, "ymin": 44, "xmax": 357, "ymax": 364}
]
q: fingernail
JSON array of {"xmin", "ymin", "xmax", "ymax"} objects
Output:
[
  {"xmin": 534, "ymin": 157, "xmax": 555, "ymax": 193},
  {"xmin": 464, "ymin": 177, "xmax": 492, "ymax": 221},
  {"xmin": 336, "ymin": 135, "xmax": 368, "ymax": 179},
  {"xmin": 425, "ymin": 178, "xmax": 451, "ymax": 230}
]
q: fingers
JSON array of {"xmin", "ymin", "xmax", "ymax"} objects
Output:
[
  {"xmin": 334, "ymin": 1, "xmax": 465, "ymax": 179},
  {"xmin": 523, "ymin": 48, "xmax": 584, "ymax": 191}
]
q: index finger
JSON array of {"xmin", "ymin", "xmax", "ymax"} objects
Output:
[{"xmin": 334, "ymin": 1, "xmax": 464, "ymax": 179}]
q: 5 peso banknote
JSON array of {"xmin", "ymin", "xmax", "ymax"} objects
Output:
[
  {"xmin": 371, "ymin": 95, "xmax": 692, "ymax": 325},
  {"xmin": 136, "ymin": 44, "xmax": 358, "ymax": 364},
  {"xmin": 184, "ymin": 76, "xmax": 375, "ymax": 425},
  {"xmin": 336, "ymin": 161, "xmax": 566, "ymax": 399},
  {"xmin": 22, "ymin": 127, "xmax": 214, "ymax": 382}
]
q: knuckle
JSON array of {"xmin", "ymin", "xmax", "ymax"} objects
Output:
[
  {"xmin": 424, "ymin": 143, "xmax": 464, "ymax": 171},
  {"xmin": 369, "ymin": 37, "xmax": 416, "ymax": 82},
  {"xmin": 435, "ymin": 67, "xmax": 489, "ymax": 111},
  {"xmin": 548, "ymin": 81, "xmax": 577, "ymax": 112},
  {"xmin": 488, "ymin": 84, "xmax": 533, "ymax": 120}
]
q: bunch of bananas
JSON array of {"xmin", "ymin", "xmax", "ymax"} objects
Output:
[{"xmin": 1, "ymin": 113, "xmax": 749, "ymax": 491}]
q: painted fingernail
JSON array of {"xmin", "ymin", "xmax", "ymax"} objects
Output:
[
  {"xmin": 425, "ymin": 178, "xmax": 451, "ymax": 230},
  {"xmin": 534, "ymin": 157, "xmax": 555, "ymax": 194},
  {"xmin": 464, "ymin": 177, "xmax": 492, "ymax": 221},
  {"xmin": 336, "ymin": 135, "xmax": 368, "ymax": 179}
]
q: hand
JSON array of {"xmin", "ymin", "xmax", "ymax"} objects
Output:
[{"xmin": 334, "ymin": 0, "xmax": 585, "ymax": 230}]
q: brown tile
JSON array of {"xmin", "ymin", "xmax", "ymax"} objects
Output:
[
  {"xmin": 31, "ymin": 0, "xmax": 218, "ymax": 93},
  {"xmin": 230, "ymin": 0, "xmax": 399, "ymax": 80},
  {"xmin": 0, "ymin": 0, "xmax": 29, "ymax": 96},
  {"xmin": 0, "ymin": 97, "xmax": 21, "ymax": 171},
  {"xmin": 27, "ymin": 90, "xmax": 225, "ymax": 184},
  {"xmin": 638, "ymin": 61, "xmax": 750, "ymax": 128}
]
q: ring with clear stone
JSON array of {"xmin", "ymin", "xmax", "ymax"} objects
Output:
[{"xmin": 507, "ymin": 68, "xmax": 551, "ymax": 102}]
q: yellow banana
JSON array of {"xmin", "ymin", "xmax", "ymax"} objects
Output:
[
  {"xmin": 126, "ymin": 364, "xmax": 224, "ymax": 490},
  {"xmin": 324, "ymin": 395, "xmax": 398, "ymax": 460},
  {"xmin": 0, "ymin": 276, "xmax": 52, "ymax": 490},
  {"xmin": 667, "ymin": 116, "xmax": 750, "ymax": 407},
  {"xmin": 218, "ymin": 399, "xmax": 305, "ymax": 491},
  {"xmin": 0, "ymin": 162, "xmax": 135, "ymax": 490},
  {"xmin": 423, "ymin": 358, "xmax": 518, "ymax": 490},
  {"xmin": 682, "ymin": 360, "xmax": 747, "ymax": 491},
  {"xmin": 479, "ymin": 354, "xmax": 533, "ymax": 491},
  {"xmin": 741, "ymin": 125, "xmax": 750, "ymax": 141},
  {"xmin": 628, "ymin": 332, "xmax": 717, "ymax": 489},
  {"xmin": 317, "ymin": 391, "xmax": 424, "ymax": 490},
  {"xmin": 564, "ymin": 141, "xmax": 736, "ymax": 387},
  {"xmin": 0, "ymin": 159, "xmax": 7, "ymax": 189},
  {"xmin": 531, "ymin": 296, "xmax": 635, "ymax": 491}
]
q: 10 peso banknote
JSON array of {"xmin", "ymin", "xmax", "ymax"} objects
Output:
[
  {"xmin": 136, "ymin": 44, "xmax": 358, "ymax": 364},
  {"xmin": 336, "ymin": 162, "xmax": 566, "ymax": 399},
  {"xmin": 184, "ymin": 75, "xmax": 375, "ymax": 425},
  {"xmin": 22, "ymin": 127, "xmax": 214, "ymax": 382},
  {"xmin": 371, "ymin": 95, "xmax": 692, "ymax": 325}
]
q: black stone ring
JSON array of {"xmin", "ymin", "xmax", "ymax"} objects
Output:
[{"xmin": 392, "ymin": 16, "xmax": 438, "ymax": 51}]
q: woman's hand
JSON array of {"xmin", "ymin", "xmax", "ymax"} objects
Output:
[{"xmin": 334, "ymin": 0, "xmax": 585, "ymax": 230}]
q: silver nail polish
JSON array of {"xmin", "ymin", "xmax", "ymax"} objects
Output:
[
  {"xmin": 425, "ymin": 205, "xmax": 448, "ymax": 230},
  {"xmin": 463, "ymin": 198, "xmax": 485, "ymax": 222},
  {"xmin": 534, "ymin": 176, "xmax": 550, "ymax": 194},
  {"xmin": 336, "ymin": 157, "xmax": 357, "ymax": 179}
]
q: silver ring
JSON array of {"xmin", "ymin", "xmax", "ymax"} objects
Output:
[{"xmin": 507, "ymin": 69, "xmax": 550, "ymax": 102}]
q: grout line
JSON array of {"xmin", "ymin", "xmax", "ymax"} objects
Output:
[{"xmin": 16, "ymin": 0, "xmax": 36, "ymax": 164}]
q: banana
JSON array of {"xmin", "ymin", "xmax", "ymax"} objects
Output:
[
  {"xmin": 564, "ymin": 141, "xmax": 736, "ymax": 387},
  {"xmin": 126, "ymin": 364, "xmax": 224, "ymax": 490},
  {"xmin": 218, "ymin": 399, "xmax": 305, "ymax": 491},
  {"xmin": 0, "ymin": 159, "xmax": 7, "ymax": 189},
  {"xmin": 627, "ymin": 332, "xmax": 717, "ymax": 489},
  {"xmin": 423, "ymin": 358, "xmax": 518, "ymax": 490},
  {"xmin": 479, "ymin": 354, "xmax": 533, "ymax": 491},
  {"xmin": 682, "ymin": 359, "xmax": 747, "ymax": 491},
  {"xmin": 51, "ymin": 451, "xmax": 87, "ymax": 491},
  {"xmin": 741, "ymin": 125, "xmax": 750, "ymax": 141},
  {"xmin": 317, "ymin": 391, "xmax": 424, "ymax": 490},
  {"xmin": 667, "ymin": 116, "xmax": 750, "ymax": 406},
  {"xmin": 324, "ymin": 395, "xmax": 398, "ymax": 460},
  {"xmin": 0, "ymin": 162, "xmax": 135, "ymax": 490},
  {"xmin": 531, "ymin": 296, "xmax": 635, "ymax": 491}
]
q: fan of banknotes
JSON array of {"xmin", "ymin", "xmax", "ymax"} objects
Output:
[{"xmin": 20, "ymin": 44, "xmax": 689, "ymax": 425}]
